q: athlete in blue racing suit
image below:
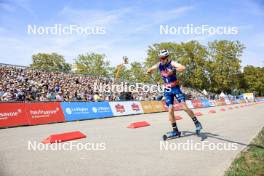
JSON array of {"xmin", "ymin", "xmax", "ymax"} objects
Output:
[{"xmin": 147, "ymin": 50, "xmax": 203, "ymax": 138}]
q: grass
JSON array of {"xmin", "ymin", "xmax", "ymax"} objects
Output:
[{"xmin": 225, "ymin": 127, "xmax": 264, "ymax": 176}]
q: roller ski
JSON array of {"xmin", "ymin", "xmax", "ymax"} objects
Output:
[{"xmin": 162, "ymin": 131, "xmax": 181, "ymax": 141}]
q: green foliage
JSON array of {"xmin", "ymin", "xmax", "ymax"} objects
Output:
[
  {"xmin": 225, "ymin": 128, "xmax": 264, "ymax": 176},
  {"xmin": 74, "ymin": 53, "xmax": 113, "ymax": 76},
  {"xmin": 113, "ymin": 61, "xmax": 148, "ymax": 83},
  {"xmin": 207, "ymin": 40, "xmax": 244, "ymax": 93},
  {"xmin": 129, "ymin": 61, "xmax": 149, "ymax": 83},
  {"xmin": 177, "ymin": 41, "xmax": 210, "ymax": 90},
  {"xmin": 29, "ymin": 40, "xmax": 264, "ymax": 96},
  {"xmin": 113, "ymin": 64, "xmax": 131, "ymax": 81},
  {"xmin": 30, "ymin": 53, "xmax": 71, "ymax": 72},
  {"xmin": 242, "ymin": 66, "xmax": 264, "ymax": 96}
]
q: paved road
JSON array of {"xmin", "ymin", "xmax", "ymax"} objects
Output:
[{"xmin": 0, "ymin": 103, "xmax": 264, "ymax": 176}]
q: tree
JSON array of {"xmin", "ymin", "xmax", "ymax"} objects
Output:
[
  {"xmin": 242, "ymin": 66, "xmax": 264, "ymax": 96},
  {"xmin": 207, "ymin": 40, "xmax": 244, "ymax": 93},
  {"xmin": 112, "ymin": 65, "xmax": 131, "ymax": 82},
  {"xmin": 30, "ymin": 53, "xmax": 71, "ymax": 72},
  {"xmin": 128, "ymin": 61, "xmax": 149, "ymax": 83},
  {"xmin": 177, "ymin": 41, "xmax": 210, "ymax": 91},
  {"xmin": 74, "ymin": 53, "xmax": 113, "ymax": 76}
]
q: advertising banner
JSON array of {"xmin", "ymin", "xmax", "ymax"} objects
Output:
[
  {"xmin": 109, "ymin": 101, "xmax": 143, "ymax": 116},
  {"xmin": 129, "ymin": 101, "xmax": 144, "ymax": 114},
  {"xmin": 26, "ymin": 102, "xmax": 65, "ymax": 125},
  {"xmin": 215, "ymin": 99, "xmax": 226, "ymax": 106},
  {"xmin": 140, "ymin": 101, "xmax": 155, "ymax": 113},
  {"xmin": 61, "ymin": 102, "xmax": 113, "ymax": 121},
  {"xmin": 0, "ymin": 103, "xmax": 28, "ymax": 128},
  {"xmin": 191, "ymin": 100, "xmax": 203, "ymax": 108},
  {"xmin": 151, "ymin": 101, "xmax": 166, "ymax": 112},
  {"xmin": 209, "ymin": 100, "xmax": 216, "ymax": 107},
  {"xmin": 243, "ymin": 93, "xmax": 254, "ymax": 100},
  {"xmin": 201, "ymin": 99, "xmax": 211, "ymax": 107}
]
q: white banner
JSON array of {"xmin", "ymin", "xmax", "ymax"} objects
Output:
[{"xmin": 109, "ymin": 101, "xmax": 144, "ymax": 116}]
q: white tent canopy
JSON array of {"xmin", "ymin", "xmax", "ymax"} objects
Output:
[{"xmin": 219, "ymin": 92, "xmax": 226, "ymax": 97}]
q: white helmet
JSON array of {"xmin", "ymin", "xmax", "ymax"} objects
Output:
[{"xmin": 159, "ymin": 50, "xmax": 169, "ymax": 58}]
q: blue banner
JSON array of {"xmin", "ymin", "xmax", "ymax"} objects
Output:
[
  {"xmin": 61, "ymin": 102, "xmax": 113, "ymax": 121},
  {"xmin": 201, "ymin": 99, "xmax": 212, "ymax": 107}
]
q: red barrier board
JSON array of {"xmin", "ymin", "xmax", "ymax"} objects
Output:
[
  {"xmin": 0, "ymin": 103, "xmax": 29, "ymax": 127},
  {"xmin": 26, "ymin": 102, "xmax": 65, "ymax": 125},
  {"xmin": 191, "ymin": 100, "xmax": 203, "ymax": 108}
]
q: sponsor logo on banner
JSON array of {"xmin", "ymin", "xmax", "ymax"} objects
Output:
[
  {"xmin": 115, "ymin": 104, "xmax": 125, "ymax": 113},
  {"xmin": 29, "ymin": 108, "xmax": 60, "ymax": 119},
  {"xmin": 110, "ymin": 101, "xmax": 143, "ymax": 116},
  {"xmin": 130, "ymin": 101, "xmax": 144, "ymax": 114},
  {"xmin": 0, "ymin": 103, "xmax": 28, "ymax": 127},
  {"xmin": 0, "ymin": 109, "xmax": 22, "ymax": 120},
  {"xmin": 65, "ymin": 107, "xmax": 89, "ymax": 115},
  {"xmin": 131, "ymin": 103, "xmax": 140, "ymax": 111},
  {"xmin": 92, "ymin": 106, "xmax": 110, "ymax": 113},
  {"xmin": 61, "ymin": 102, "xmax": 113, "ymax": 121},
  {"xmin": 26, "ymin": 102, "xmax": 65, "ymax": 125}
]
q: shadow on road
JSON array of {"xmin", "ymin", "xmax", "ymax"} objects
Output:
[{"xmin": 167, "ymin": 131, "xmax": 264, "ymax": 150}]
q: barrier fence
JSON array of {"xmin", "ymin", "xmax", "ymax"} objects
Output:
[{"xmin": 0, "ymin": 99, "xmax": 262, "ymax": 128}]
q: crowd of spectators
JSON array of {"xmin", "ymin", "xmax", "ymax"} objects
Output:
[{"xmin": 0, "ymin": 64, "xmax": 206, "ymax": 102}]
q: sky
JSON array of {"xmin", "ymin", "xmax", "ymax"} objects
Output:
[{"xmin": 0, "ymin": 0, "xmax": 263, "ymax": 67}]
